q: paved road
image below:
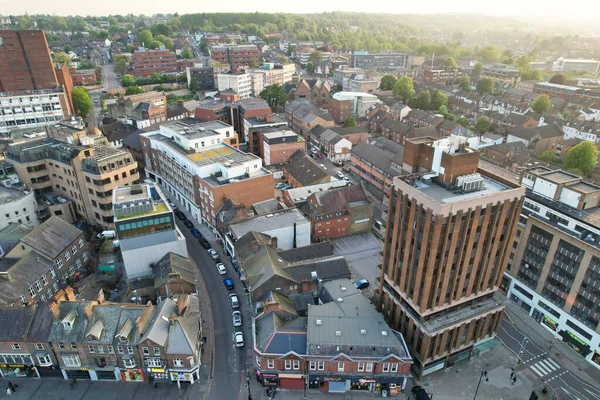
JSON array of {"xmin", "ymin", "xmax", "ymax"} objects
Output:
[
  {"xmin": 103, "ymin": 63, "xmax": 120, "ymax": 90},
  {"xmin": 173, "ymin": 213, "xmax": 248, "ymax": 400},
  {"xmin": 498, "ymin": 318, "xmax": 600, "ymax": 400}
]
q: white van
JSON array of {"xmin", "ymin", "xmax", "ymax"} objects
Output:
[{"xmin": 97, "ymin": 230, "xmax": 116, "ymax": 239}]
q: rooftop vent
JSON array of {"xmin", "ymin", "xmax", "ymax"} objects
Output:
[
  {"xmin": 311, "ymin": 271, "xmax": 318, "ymax": 279},
  {"xmin": 361, "ymin": 329, "xmax": 367, "ymax": 335},
  {"xmin": 381, "ymin": 330, "xmax": 388, "ymax": 336},
  {"xmin": 340, "ymin": 286, "xmax": 347, "ymax": 291},
  {"xmin": 335, "ymin": 331, "xmax": 342, "ymax": 336},
  {"xmin": 315, "ymin": 319, "xmax": 322, "ymax": 325},
  {"xmin": 336, "ymin": 297, "xmax": 344, "ymax": 303}
]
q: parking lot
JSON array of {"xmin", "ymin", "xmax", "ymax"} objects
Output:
[{"xmin": 333, "ymin": 232, "xmax": 382, "ymax": 297}]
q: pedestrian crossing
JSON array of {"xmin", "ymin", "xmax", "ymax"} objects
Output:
[{"xmin": 529, "ymin": 358, "xmax": 561, "ymax": 378}]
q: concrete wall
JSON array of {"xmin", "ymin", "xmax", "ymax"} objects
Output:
[{"xmin": 122, "ymin": 237, "xmax": 188, "ymax": 280}]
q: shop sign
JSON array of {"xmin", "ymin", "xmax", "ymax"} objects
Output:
[
  {"xmin": 323, "ymin": 377, "xmax": 343, "ymax": 382},
  {"xmin": 592, "ymin": 351, "xmax": 600, "ymax": 366},
  {"xmin": 542, "ymin": 314, "xmax": 558, "ymax": 331},
  {"xmin": 262, "ymin": 373, "xmax": 278, "ymax": 379},
  {"xmin": 0, "ymin": 364, "xmax": 24, "ymax": 368},
  {"xmin": 151, "ymin": 367, "xmax": 165, "ymax": 373},
  {"xmin": 358, "ymin": 379, "xmax": 376, "ymax": 384},
  {"xmin": 567, "ymin": 331, "xmax": 588, "ymax": 347}
]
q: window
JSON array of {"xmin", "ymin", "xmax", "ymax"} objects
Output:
[
  {"xmin": 117, "ymin": 346, "xmax": 124, "ymax": 354},
  {"xmin": 107, "ymin": 346, "xmax": 114, "ymax": 354},
  {"xmin": 79, "ymin": 238, "xmax": 84, "ymax": 248},
  {"xmin": 358, "ymin": 362, "xmax": 365, "ymax": 372},
  {"xmin": 28, "ymin": 286, "xmax": 35, "ymax": 297},
  {"xmin": 56, "ymin": 259, "xmax": 63, "ymax": 269},
  {"xmin": 127, "ymin": 346, "xmax": 134, "ymax": 354},
  {"xmin": 98, "ymin": 346, "xmax": 105, "ymax": 354},
  {"xmin": 142, "ymin": 347, "xmax": 150, "ymax": 355},
  {"xmin": 154, "ymin": 348, "xmax": 161, "ymax": 356},
  {"xmin": 88, "ymin": 346, "xmax": 95, "ymax": 353},
  {"xmin": 83, "ymin": 252, "xmax": 88, "ymax": 262},
  {"xmin": 41, "ymin": 275, "xmax": 48, "ymax": 285},
  {"xmin": 285, "ymin": 360, "xmax": 291, "ymax": 370},
  {"xmin": 62, "ymin": 355, "xmax": 81, "ymax": 367},
  {"xmin": 70, "ymin": 343, "xmax": 77, "ymax": 350},
  {"xmin": 11, "ymin": 344, "xmax": 21, "ymax": 350},
  {"xmin": 173, "ymin": 359, "xmax": 183, "ymax": 367},
  {"xmin": 268, "ymin": 359, "xmax": 274, "ymax": 369},
  {"xmin": 35, "ymin": 281, "xmax": 42, "ymax": 291},
  {"xmin": 58, "ymin": 343, "xmax": 65, "ymax": 350},
  {"xmin": 293, "ymin": 360, "xmax": 300, "ymax": 370},
  {"xmin": 72, "ymin": 244, "xmax": 78, "ymax": 254},
  {"xmin": 338, "ymin": 362, "xmax": 344, "ymax": 372},
  {"xmin": 391, "ymin": 363, "xmax": 398, "ymax": 373},
  {"xmin": 366, "ymin": 363, "xmax": 373, "ymax": 372},
  {"xmin": 383, "ymin": 363, "xmax": 390, "ymax": 372},
  {"xmin": 38, "ymin": 354, "xmax": 52, "ymax": 366},
  {"xmin": 65, "ymin": 251, "xmax": 71, "ymax": 261},
  {"xmin": 309, "ymin": 361, "xmax": 316, "ymax": 370},
  {"xmin": 76, "ymin": 259, "xmax": 82, "ymax": 268},
  {"xmin": 123, "ymin": 358, "xmax": 136, "ymax": 368},
  {"xmin": 35, "ymin": 343, "xmax": 44, "ymax": 350},
  {"xmin": 318, "ymin": 361, "xmax": 324, "ymax": 370}
]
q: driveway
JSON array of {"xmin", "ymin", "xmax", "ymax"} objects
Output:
[{"xmin": 333, "ymin": 232, "xmax": 382, "ymax": 288}]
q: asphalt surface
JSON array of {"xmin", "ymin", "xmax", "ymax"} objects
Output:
[
  {"xmin": 103, "ymin": 63, "xmax": 120, "ymax": 90},
  {"xmin": 174, "ymin": 216, "xmax": 248, "ymax": 400},
  {"xmin": 498, "ymin": 317, "xmax": 600, "ymax": 400}
]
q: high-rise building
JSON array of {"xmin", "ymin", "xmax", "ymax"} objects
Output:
[
  {"xmin": 377, "ymin": 136, "xmax": 525, "ymax": 379},
  {"xmin": 130, "ymin": 47, "xmax": 177, "ymax": 78},
  {"xmin": 113, "ymin": 183, "xmax": 188, "ymax": 280},
  {"xmin": 0, "ymin": 30, "xmax": 58, "ymax": 92},
  {"xmin": 503, "ymin": 167, "xmax": 600, "ymax": 368},
  {"xmin": 210, "ymin": 45, "xmax": 261, "ymax": 70}
]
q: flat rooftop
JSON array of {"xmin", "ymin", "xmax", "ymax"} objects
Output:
[
  {"xmin": 114, "ymin": 184, "xmax": 151, "ymax": 203},
  {"xmin": 165, "ymin": 120, "xmax": 232, "ymax": 139},
  {"xmin": 568, "ymin": 181, "xmax": 600, "ymax": 194},
  {"xmin": 0, "ymin": 185, "xmax": 29, "ymax": 204},
  {"xmin": 246, "ymin": 114, "xmax": 287, "ymax": 127},
  {"xmin": 409, "ymin": 174, "xmax": 511, "ymax": 204},
  {"xmin": 229, "ymin": 208, "xmax": 309, "ymax": 239},
  {"xmin": 263, "ymin": 130, "xmax": 300, "ymax": 140},
  {"xmin": 285, "ymin": 181, "xmax": 348, "ymax": 203},
  {"xmin": 539, "ymin": 170, "xmax": 581, "ymax": 184}
]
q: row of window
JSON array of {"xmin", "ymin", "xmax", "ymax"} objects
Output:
[{"xmin": 263, "ymin": 358, "xmax": 399, "ymax": 373}]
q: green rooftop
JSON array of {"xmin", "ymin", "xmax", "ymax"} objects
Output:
[{"xmin": 116, "ymin": 202, "xmax": 169, "ymax": 220}]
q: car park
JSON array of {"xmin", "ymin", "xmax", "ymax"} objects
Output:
[
  {"xmin": 207, "ymin": 249, "xmax": 219, "ymax": 260},
  {"xmin": 232, "ymin": 310, "xmax": 242, "ymax": 326},
  {"xmin": 234, "ymin": 332, "xmax": 244, "ymax": 347},
  {"xmin": 229, "ymin": 294, "xmax": 240, "ymax": 309},
  {"xmin": 216, "ymin": 263, "xmax": 226, "ymax": 275},
  {"xmin": 223, "ymin": 277, "xmax": 234, "ymax": 290},
  {"xmin": 354, "ymin": 279, "xmax": 370, "ymax": 290},
  {"xmin": 183, "ymin": 220, "xmax": 194, "ymax": 229}
]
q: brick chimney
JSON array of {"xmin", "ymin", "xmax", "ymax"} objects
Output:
[
  {"xmin": 97, "ymin": 288, "xmax": 105, "ymax": 304},
  {"xmin": 54, "ymin": 289, "xmax": 66, "ymax": 302},
  {"xmin": 65, "ymin": 286, "xmax": 76, "ymax": 301},
  {"xmin": 135, "ymin": 301, "xmax": 155, "ymax": 335},
  {"xmin": 176, "ymin": 295, "xmax": 189, "ymax": 316},
  {"xmin": 270, "ymin": 237, "xmax": 278, "ymax": 249},
  {"xmin": 84, "ymin": 304, "xmax": 93, "ymax": 321},
  {"xmin": 262, "ymin": 299, "xmax": 280, "ymax": 315},
  {"xmin": 49, "ymin": 302, "xmax": 60, "ymax": 320}
]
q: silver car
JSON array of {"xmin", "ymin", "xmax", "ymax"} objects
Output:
[{"xmin": 232, "ymin": 311, "xmax": 242, "ymax": 327}]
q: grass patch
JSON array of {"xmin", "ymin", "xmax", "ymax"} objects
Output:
[{"xmin": 116, "ymin": 202, "xmax": 168, "ymax": 220}]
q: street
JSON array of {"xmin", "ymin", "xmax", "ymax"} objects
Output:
[{"xmin": 103, "ymin": 63, "xmax": 120, "ymax": 90}]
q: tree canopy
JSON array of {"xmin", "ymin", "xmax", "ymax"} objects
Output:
[
  {"xmin": 475, "ymin": 116, "xmax": 490, "ymax": 134},
  {"xmin": 181, "ymin": 47, "xmax": 193, "ymax": 59},
  {"xmin": 54, "ymin": 52, "xmax": 72, "ymax": 66},
  {"xmin": 138, "ymin": 30, "xmax": 153, "ymax": 47},
  {"xmin": 343, "ymin": 115, "xmax": 357, "ymax": 127},
  {"xmin": 392, "ymin": 77, "xmax": 415, "ymax": 102},
  {"xmin": 305, "ymin": 61, "xmax": 315, "ymax": 74},
  {"xmin": 473, "ymin": 63, "xmax": 483, "ymax": 75},
  {"xmin": 71, "ymin": 87, "xmax": 92, "ymax": 117},
  {"xmin": 380, "ymin": 74, "xmax": 397, "ymax": 91},
  {"xmin": 430, "ymin": 91, "xmax": 448, "ymax": 111},
  {"xmin": 259, "ymin": 84, "xmax": 287, "ymax": 110},
  {"xmin": 550, "ymin": 74, "xmax": 566, "ymax": 85},
  {"xmin": 476, "ymin": 77, "xmax": 494, "ymax": 95},
  {"xmin": 458, "ymin": 76, "xmax": 471, "ymax": 92},
  {"xmin": 125, "ymin": 85, "xmax": 144, "ymax": 95},
  {"xmin": 446, "ymin": 57, "xmax": 458, "ymax": 68},
  {"xmin": 120, "ymin": 74, "xmax": 136, "ymax": 87},
  {"xmin": 564, "ymin": 141, "xmax": 598, "ymax": 177},
  {"xmin": 531, "ymin": 94, "xmax": 551, "ymax": 114}
]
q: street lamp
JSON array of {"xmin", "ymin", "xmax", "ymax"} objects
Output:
[{"xmin": 473, "ymin": 371, "xmax": 488, "ymax": 400}]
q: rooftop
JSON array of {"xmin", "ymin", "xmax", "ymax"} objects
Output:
[
  {"xmin": 113, "ymin": 184, "xmax": 171, "ymax": 221},
  {"xmin": 285, "ymin": 181, "xmax": 348, "ymax": 204},
  {"xmin": 164, "ymin": 120, "xmax": 232, "ymax": 139},
  {"xmin": 408, "ymin": 174, "xmax": 512, "ymax": 204},
  {"xmin": 0, "ymin": 185, "xmax": 30, "ymax": 205},
  {"xmin": 229, "ymin": 208, "xmax": 310, "ymax": 240},
  {"xmin": 20, "ymin": 216, "xmax": 82, "ymax": 260}
]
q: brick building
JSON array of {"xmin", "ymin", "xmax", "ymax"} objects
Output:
[
  {"xmin": 282, "ymin": 150, "xmax": 330, "ymax": 188},
  {"xmin": 130, "ymin": 47, "xmax": 177, "ymax": 78},
  {"xmin": 331, "ymin": 126, "xmax": 368, "ymax": 145},
  {"xmin": 328, "ymin": 98, "xmax": 354, "ymax": 125},
  {"xmin": 210, "ymin": 45, "xmax": 260, "ymax": 70},
  {"xmin": 350, "ymin": 139, "xmax": 404, "ymax": 198},
  {"xmin": 424, "ymin": 69, "xmax": 464, "ymax": 84},
  {"xmin": 294, "ymin": 79, "xmax": 332, "ymax": 108},
  {"xmin": 262, "ymin": 130, "xmax": 306, "ymax": 165},
  {"xmin": 69, "ymin": 68, "xmax": 98, "ymax": 86}
]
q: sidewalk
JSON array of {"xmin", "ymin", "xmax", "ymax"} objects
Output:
[{"xmin": 503, "ymin": 300, "xmax": 600, "ymax": 385}]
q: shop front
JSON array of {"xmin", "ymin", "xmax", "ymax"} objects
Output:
[
  {"xmin": 121, "ymin": 368, "xmax": 145, "ymax": 382},
  {"xmin": 144, "ymin": 358, "xmax": 169, "ymax": 382},
  {"xmin": 278, "ymin": 373, "xmax": 304, "ymax": 390},
  {"xmin": 0, "ymin": 354, "xmax": 39, "ymax": 378},
  {"xmin": 63, "ymin": 368, "xmax": 92, "ymax": 380},
  {"xmin": 169, "ymin": 366, "xmax": 199, "ymax": 384},
  {"xmin": 256, "ymin": 371, "xmax": 278, "ymax": 387},
  {"xmin": 309, "ymin": 375, "xmax": 405, "ymax": 394},
  {"xmin": 592, "ymin": 350, "xmax": 600, "ymax": 367},
  {"xmin": 541, "ymin": 314, "xmax": 558, "ymax": 332},
  {"xmin": 558, "ymin": 330, "xmax": 592, "ymax": 357},
  {"xmin": 37, "ymin": 365, "xmax": 63, "ymax": 378}
]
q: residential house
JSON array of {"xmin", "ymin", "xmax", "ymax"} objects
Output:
[
  {"xmin": 506, "ymin": 123, "xmax": 564, "ymax": 153},
  {"xmin": 285, "ymin": 99, "xmax": 319, "ymax": 133},
  {"xmin": 350, "ymin": 139, "xmax": 403, "ymax": 198},
  {"xmin": 282, "ymin": 150, "xmax": 331, "ymax": 188},
  {"xmin": 485, "ymin": 142, "xmax": 528, "ymax": 165},
  {"xmin": 300, "ymin": 112, "xmax": 335, "ymax": 139},
  {"xmin": 328, "ymin": 98, "xmax": 354, "ymax": 125},
  {"xmin": 405, "ymin": 110, "xmax": 443, "ymax": 128},
  {"xmin": 294, "ymin": 79, "xmax": 332, "ymax": 108},
  {"xmin": 497, "ymin": 113, "xmax": 538, "ymax": 134},
  {"xmin": 330, "ymin": 126, "xmax": 369, "ymax": 145},
  {"xmin": 309, "ymin": 126, "xmax": 352, "ymax": 164},
  {"xmin": 437, "ymin": 120, "xmax": 467, "ymax": 137},
  {"xmin": 563, "ymin": 120, "xmax": 600, "ymax": 143},
  {"xmin": 390, "ymin": 103, "xmax": 411, "ymax": 121}
]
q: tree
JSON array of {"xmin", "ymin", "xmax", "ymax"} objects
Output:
[
  {"xmin": 380, "ymin": 74, "xmax": 397, "ymax": 91},
  {"xmin": 343, "ymin": 115, "xmax": 357, "ymax": 128},
  {"xmin": 150, "ymin": 73, "xmax": 163, "ymax": 84},
  {"xmin": 475, "ymin": 116, "xmax": 490, "ymax": 134},
  {"xmin": 444, "ymin": 113, "xmax": 456, "ymax": 121},
  {"xmin": 335, "ymin": 83, "xmax": 343, "ymax": 92},
  {"xmin": 138, "ymin": 30, "xmax": 153, "ymax": 47},
  {"xmin": 476, "ymin": 77, "xmax": 494, "ymax": 95},
  {"xmin": 430, "ymin": 91, "xmax": 448, "ymax": 111},
  {"xmin": 531, "ymin": 94, "xmax": 551, "ymax": 114},
  {"xmin": 473, "ymin": 63, "xmax": 483, "ymax": 75},
  {"xmin": 539, "ymin": 149, "xmax": 560, "ymax": 163},
  {"xmin": 71, "ymin": 87, "xmax": 92, "ymax": 117},
  {"xmin": 521, "ymin": 69, "xmax": 542, "ymax": 81},
  {"xmin": 64, "ymin": 45, "xmax": 72, "ymax": 52},
  {"xmin": 550, "ymin": 74, "xmax": 566, "ymax": 85},
  {"xmin": 125, "ymin": 85, "xmax": 144, "ymax": 95},
  {"xmin": 457, "ymin": 117, "xmax": 469, "ymax": 126},
  {"xmin": 150, "ymin": 23, "xmax": 173, "ymax": 37},
  {"xmin": 458, "ymin": 76, "xmax": 471, "ymax": 92},
  {"xmin": 309, "ymin": 50, "xmax": 323, "ymax": 64},
  {"xmin": 155, "ymin": 35, "xmax": 173, "ymax": 50},
  {"xmin": 564, "ymin": 141, "xmax": 598, "ymax": 176},
  {"xmin": 189, "ymin": 77, "xmax": 198, "ymax": 92},
  {"xmin": 392, "ymin": 77, "xmax": 415, "ymax": 102},
  {"xmin": 125, "ymin": 44, "xmax": 135, "ymax": 53},
  {"xmin": 181, "ymin": 47, "xmax": 193, "ymax": 59},
  {"xmin": 446, "ymin": 57, "xmax": 458, "ymax": 68},
  {"xmin": 120, "ymin": 74, "xmax": 136, "ymax": 87},
  {"xmin": 259, "ymin": 84, "xmax": 287, "ymax": 110},
  {"xmin": 54, "ymin": 52, "xmax": 72, "ymax": 66},
  {"xmin": 306, "ymin": 61, "xmax": 315, "ymax": 74}
]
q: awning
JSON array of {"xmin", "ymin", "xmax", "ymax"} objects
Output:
[
  {"xmin": 278, "ymin": 373, "xmax": 303, "ymax": 379},
  {"xmin": 329, "ymin": 381, "xmax": 346, "ymax": 393},
  {"xmin": 558, "ymin": 330, "xmax": 592, "ymax": 356}
]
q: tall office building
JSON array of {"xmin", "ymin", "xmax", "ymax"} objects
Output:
[
  {"xmin": 377, "ymin": 136, "xmax": 525, "ymax": 379},
  {"xmin": 113, "ymin": 183, "xmax": 188, "ymax": 280},
  {"xmin": 0, "ymin": 30, "xmax": 59, "ymax": 92}
]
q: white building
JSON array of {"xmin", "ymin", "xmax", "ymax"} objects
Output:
[
  {"xmin": 562, "ymin": 120, "xmax": 600, "ymax": 143},
  {"xmin": 217, "ymin": 73, "xmax": 252, "ymax": 99},
  {"xmin": 332, "ymin": 92, "xmax": 382, "ymax": 117},
  {"xmin": 113, "ymin": 184, "xmax": 188, "ymax": 280},
  {"xmin": 0, "ymin": 89, "xmax": 72, "ymax": 135},
  {"xmin": 0, "ymin": 183, "xmax": 40, "ymax": 230},
  {"xmin": 552, "ymin": 57, "xmax": 600, "ymax": 75}
]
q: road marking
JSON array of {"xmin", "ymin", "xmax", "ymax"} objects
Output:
[
  {"xmin": 530, "ymin": 364, "xmax": 546, "ymax": 377},
  {"xmin": 539, "ymin": 359, "xmax": 558, "ymax": 372},
  {"xmin": 544, "ymin": 358, "xmax": 560, "ymax": 370},
  {"xmin": 535, "ymin": 361, "xmax": 552, "ymax": 375}
]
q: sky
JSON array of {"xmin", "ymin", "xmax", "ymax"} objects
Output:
[{"xmin": 0, "ymin": 0, "xmax": 598, "ymax": 21}]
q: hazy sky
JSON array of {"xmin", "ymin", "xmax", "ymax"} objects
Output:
[{"xmin": 0, "ymin": 0, "xmax": 598, "ymax": 20}]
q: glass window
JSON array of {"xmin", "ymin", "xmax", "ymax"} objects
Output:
[
  {"xmin": 309, "ymin": 361, "xmax": 316, "ymax": 370},
  {"xmin": 391, "ymin": 363, "xmax": 398, "ymax": 373},
  {"xmin": 293, "ymin": 360, "xmax": 300, "ymax": 370},
  {"xmin": 366, "ymin": 363, "xmax": 373, "ymax": 372},
  {"xmin": 285, "ymin": 360, "xmax": 291, "ymax": 370},
  {"xmin": 267, "ymin": 359, "xmax": 274, "ymax": 369},
  {"xmin": 142, "ymin": 347, "xmax": 149, "ymax": 355},
  {"xmin": 318, "ymin": 361, "xmax": 324, "ymax": 371},
  {"xmin": 358, "ymin": 362, "xmax": 364, "ymax": 372},
  {"xmin": 382, "ymin": 363, "xmax": 390, "ymax": 372},
  {"xmin": 123, "ymin": 358, "xmax": 136, "ymax": 368},
  {"xmin": 338, "ymin": 362, "xmax": 344, "ymax": 372},
  {"xmin": 88, "ymin": 346, "xmax": 95, "ymax": 353}
]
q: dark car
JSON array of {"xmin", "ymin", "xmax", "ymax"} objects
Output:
[
  {"xmin": 183, "ymin": 220, "xmax": 194, "ymax": 229},
  {"xmin": 190, "ymin": 228, "xmax": 202, "ymax": 238},
  {"xmin": 198, "ymin": 238, "xmax": 211, "ymax": 249},
  {"xmin": 174, "ymin": 210, "xmax": 186, "ymax": 220},
  {"xmin": 412, "ymin": 386, "xmax": 431, "ymax": 400},
  {"xmin": 223, "ymin": 277, "xmax": 234, "ymax": 290}
]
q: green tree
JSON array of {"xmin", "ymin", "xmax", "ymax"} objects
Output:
[
  {"xmin": 181, "ymin": 47, "xmax": 193, "ymax": 59},
  {"xmin": 531, "ymin": 94, "xmax": 551, "ymax": 114},
  {"xmin": 444, "ymin": 113, "xmax": 456, "ymax": 121},
  {"xmin": 306, "ymin": 61, "xmax": 315, "ymax": 74},
  {"xmin": 539, "ymin": 149, "xmax": 560, "ymax": 163},
  {"xmin": 64, "ymin": 45, "xmax": 72, "ymax": 52},
  {"xmin": 150, "ymin": 73, "xmax": 163, "ymax": 84},
  {"xmin": 335, "ymin": 83, "xmax": 343, "ymax": 92},
  {"xmin": 457, "ymin": 117, "xmax": 469, "ymax": 126},
  {"xmin": 475, "ymin": 116, "xmax": 490, "ymax": 134},
  {"xmin": 430, "ymin": 91, "xmax": 448, "ymax": 111},
  {"xmin": 107, "ymin": 16, "xmax": 119, "ymax": 26},
  {"xmin": 392, "ymin": 77, "xmax": 415, "ymax": 102},
  {"xmin": 564, "ymin": 141, "xmax": 598, "ymax": 176},
  {"xmin": 309, "ymin": 50, "xmax": 323, "ymax": 64},
  {"xmin": 138, "ymin": 30, "xmax": 153, "ymax": 47},
  {"xmin": 446, "ymin": 57, "xmax": 458, "ymax": 68},
  {"xmin": 120, "ymin": 74, "xmax": 136, "ymax": 87},
  {"xmin": 189, "ymin": 77, "xmax": 198, "ymax": 92},
  {"xmin": 71, "ymin": 87, "xmax": 92, "ymax": 117},
  {"xmin": 125, "ymin": 85, "xmax": 144, "ymax": 95},
  {"xmin": 150, "ymin": 23, "xmax": 173, "ymax": 37},
  {"xmin": 521, "ymin": 69, "xmax": 542, "ymax": 81},
  {"xmin": 550, "ymin": 74, "xmax": 566, "ymax": 85},
  {"xmin": 54, "ymin": 52, "xmax": 72, "ymax": 66},
  {"xmin": 125, "ymin": 44, "xmax": 135, "ymax": 53},
  {"xmin": 343, "ymin": 115, "xmax": 357, "ymax": 127},
  {"xmin": 476, "ymin": 77, "xmax": 494, "ymax": 95},
  {"xmin": 114, "ymin": 54, "xmax": 130, "ymax": 75},
  {"xmin": 380, "ymin": 74, "xmax": 397, "ymax": 91},
  {"xmin": 473, "ymin": 63, "xmax": 483, "ymax": 75},
  {"xmin": 155, "ymin": 35, "xmax": 173, "ymax": 50},
  {"xmin": 458, "ymin": 76, "xmax": 471, "ymax": 92},
  {"xmin": 259, "ymin": 84, "xmax": 287, "ymax": 110}
]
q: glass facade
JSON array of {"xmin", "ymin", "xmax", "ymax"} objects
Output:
[{"xmin": 116, "ymin": 214, "xmax": 174, "ymax": 239}]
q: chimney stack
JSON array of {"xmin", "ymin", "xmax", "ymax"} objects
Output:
[
  {"xmin": 135, "ymin": 301, "xmax": 155, "ymax": 335},
  {"xmin": 270, "ymin": 236, "xmax": 278, "ymax": 249},
  {"xmin": 176, "ymin": 295, "xmax": 189, "ymax": 316},
  {"xmin": 65, "ymin": 286, "xmax": 76, "ymax": 301},
  {"xmin": 84, "ymin": 304, "xmax": 93, "ymax": 321},
  {"xmin": 49, "ymin": 302, "xmax": 60, "ymax": 320}
]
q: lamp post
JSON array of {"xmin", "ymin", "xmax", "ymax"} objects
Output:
[{"xmin": 473, "ymin": 371, "xmax": 488, "ymax": 400}]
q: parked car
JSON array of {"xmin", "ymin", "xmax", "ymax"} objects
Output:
[
  {"xmin": 319, "ymin": 164, "xmax": 326, "ymax": 169},
  {"xmin": 275, "ymin": 183, "xmax": 286, "ymax": 189},
  {"xmin": 317, "ymin": 152, "xmax": 324, "ymax": 159},
  {"xmin": 174, "ymin": 210, "xmax": 186, "ymax": 220},
  {"xmin": 336, "ymin": 171, "xmax": 345, "ymax": 179},
  {"xmin": 354, "ymin": 279, "xmax": 370, "ymax": 290},
  {"xmin": 216, "ymin": 263, "xmax": 227, "ymax": 275},
  {"xmin": 311, "ymin": 147, "xmax": 318, "ymax": 154},
  {"xmin": 232, "ymin": 310, "xmax": 242, "ymax": 326},
  {"xmin": 223, "ymin": 277, "xmax": 234, "ymax": 290},
  {"xmin": 190, "ymin": 228, "xmax": 202, "ymax": 238},
  {"xmin": 169, "ymin": 202, "xmax": 178, "ymax": 210},
  {"xmin": 183, "ymin": 220, "xmax": 194, "ymax": 229},
  {"xmin": 282, "ymin": 185, "xmax": 293, "ymax": 190},
  {"xmin": 207, "ymin": 249, "xmax": 219, "ymax": 260},
  {"xmin": 229, "ymin": 294, "xmax": 240, "ymax": 309},
  {"xmin": 97, "ymin": 230, "xmax": 116, "ymax": 239},
  {"xmin": 343, "ymin": 177, "xmax": 350, "ymax": 183},
  {"xmin": 234, "ymin": 331, "xmax": 244, "ymax": 347},
  {"xmin": 199, "ymin": 238, "xmax": 211, "ymax": 249}
]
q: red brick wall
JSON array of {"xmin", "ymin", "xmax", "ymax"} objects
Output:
[
  {"xmin": 312, "ymin": 215, "xmax": 350, "ymax": 240},
  {"xmin": 208, "ymin": 173, "xmax": 274, "ymax": 222},
  {"xmin": 265, "ymin": 141, "xmax": 306, "ymax": 165},
  {"xmin": 329, "ymin": 99, "xmax": 353, "ymax": 124}
]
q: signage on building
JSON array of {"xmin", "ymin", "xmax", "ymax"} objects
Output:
[{"xmin": 542, "ymin": 314, "xmax": 558, "ymax": 331}]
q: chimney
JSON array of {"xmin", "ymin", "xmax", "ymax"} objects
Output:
[
  {"xmin": 49, "ymin": 302, "xmax": 60, "ymax": 320},
  {"xmin": 250, "ymin": 240, "xmax": 259, "ymax": 252},
  {"xmin": 169, "ymin": 312, "xmax": 176, "ymax": 326},
  {"xmin": 176, "ymin": 295, "xmax": 189, "ymax": 316},
  {"xmin": 54, "ymin": 288, "xmax": 66, "ymax": 302},
  {"xmin": 84, "ymin": 304, "xmax": 93, "ymax": 321},
  {"xmin": 97, "ymin": 288, "xmax": 105, "ymax": 304},
  {"xmin": 270, "ymin": 236, "xmax": 278, "ymax": 249},
  {"xmin": 65, "ymin": 286, "xmax": 76, "ymax": 301},
  {"xmin": 135, "ymin": 301, "xmax": 155, "ymax": 335}
]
